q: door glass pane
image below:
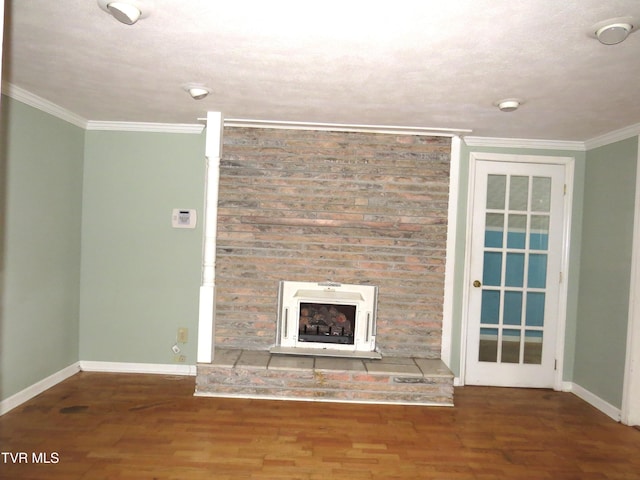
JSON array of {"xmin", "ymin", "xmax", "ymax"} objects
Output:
[
  {"xmin": 483, "ymin": 252, "xmax": 502, "ymax": 286},
  {"xmin": 528, "ymin": 254, "xmax": 548, "ymax": 288},
  {"xmin": 530, "ymin": 215, "xmax": 550, "ymax": 250},
  {"xmin": 487, "ymin": 175, "xmax": 507, "ymax": 209},
  {"xmin": 505, "ymin": 253, "xmax": 525, "ymax": 287},
  {"xmin": 485, "ymin": 213, "xmax": 504, "ymax": 248},
  {"xmin": 509, "ymin": 176, "xmax": 529, "ymax": 211},
  {"xmin": 480, "ymin": 290, "xmax": 500, "ymax": 325},
  {"xmin": 532, "ymin": 177, "xmax": 551, "ymax": 212},
  {"xmin": 524, "ymin": 330, "xmax": 543, "ymax": 364},
  {"xmin": 479, "ymin": 328, "xmax": 498, "ymax": 362},
  {"xmin": 525, "ymin": 292, "xmax": 545, "ymax": 327},
  {"xmin": 503, "ymin": 291, "xmax": 523, "ymax": 325},
  {"xmin": 502, "ymin": 329, "xmax": 521, "ymax": 363},
  {"xmin": 507, "ymin": 214, "xmax": 527, "ymax": 249},
  {"xmin": 475, "ymin": 168, "xmax": 561, "ymax": 378}
]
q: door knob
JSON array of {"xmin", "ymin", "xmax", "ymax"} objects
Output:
[{"xmin": 473, "ymin": 280, "xmax": 482, "ymax": 288}]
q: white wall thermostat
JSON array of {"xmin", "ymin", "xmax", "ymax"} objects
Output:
[{"xmin": 172, "ymin": 209, "xmax": 197, "ymax": 229}]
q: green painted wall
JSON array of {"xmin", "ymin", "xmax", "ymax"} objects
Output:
[
  {"xmin": 574, "ymin": 136, "xmax": 638, "ymax": 408},
  {"xmin": 79, "ymin": 130, "xmax": 205, "ymax": 365},
  {"xmin": 1, "ymin": 91, "xmax": 637, "ymax": 412},
  {"xmin": 448, "ymin": 142, "xmax": 586, "ymax": 381},
  {"xmin": 0, "ymin": 96, "xmax": 84, "ymax": 401}
]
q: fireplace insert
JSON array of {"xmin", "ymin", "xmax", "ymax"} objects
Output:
[{"xmin": 271, "ymin": 281, "xmax": 381, "ymax": 359}]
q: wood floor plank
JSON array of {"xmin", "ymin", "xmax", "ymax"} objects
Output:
[{"xmin": 0, "ymin": 372, "xmax": 639, "ymax": 479}]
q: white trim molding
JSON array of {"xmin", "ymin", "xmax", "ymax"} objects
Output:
[
  {"xmin": 222, "ymin": 118, "xmax": 472, "ymax": 137},
  {"xmin": 1, "ymin": 83, "xmax": 88, "ymax": 129},
  {"xmin": 463, "ymin": 123, "xmax": 640, "ymax": 152},
  {"xmin": 79, "ymin": 361, "xmax": 196, "ymax": 376},
  {"xmin": 440, "ymin": 136, "xmax": 462, "ymax": 369},
  {"xmin": 463, "ymin": 135, "xmax": 585, "ymax": 151},
  {"xmin": 197, "ymin": 111, "xmax": 224, "ymax": 364},
  {"xmin": 568, "ymin": 382, "xmax": 622, "ymax": 422},
  {"xmin": 0, "ymin": 363, "xmax": 81, "ymax": 416},
  {"xmin": 86, "ymin": 120, "xmax": 205, "ymax": 134},
  {"xmin": 585, "ymin": 123, "xmax": 640, "ymax": 151}
]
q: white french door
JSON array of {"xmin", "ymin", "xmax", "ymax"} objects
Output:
[{"xmin": 464, "ymin": 156, "xmax": 568, "ymax": 388}]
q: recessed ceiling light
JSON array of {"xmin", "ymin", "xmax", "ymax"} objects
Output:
[
  {"xmin": 495, "ymin": 99, "xmax": 521, "ymax": 112},
  {"xmin": 589, "ymin": 17, "xmax": 637, "ymax": 45},
  {"xmin": 107, "ymin": 2, "xmax": 141, "ymax": 25},
  {"xmin": 182, "ymin": 84, "xmax": 212, "ymax": 100},
  {"xmin": 596, "ymin": 23, "xmax": 632, "ymax": 45},
  {"xmin": 97, "ymin": 0, "xmax": 152, "ymax": 25}
]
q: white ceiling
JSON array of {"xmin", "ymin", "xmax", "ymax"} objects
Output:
[{"xmin": 2, "ymin": 0, "xmax": 640, "ymax": 141}]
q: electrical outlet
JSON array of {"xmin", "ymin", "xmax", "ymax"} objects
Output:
[
  {"xmin": 177, "ymin": 327, "xmax": 188, "ymax": 344},
  {"xmin": 171, "ymin": 344, "xmax": 181, "ymax": 354}
]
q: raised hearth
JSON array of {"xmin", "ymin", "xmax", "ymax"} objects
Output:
[{"xmin": 196, "ymin": 349, "xmax": 454, "ymax": 406}]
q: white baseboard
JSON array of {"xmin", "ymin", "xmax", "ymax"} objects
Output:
[
  {"xmin": 0, "ymin": 362, "xmax": 81, "ymax": 416},
  {"xmin": 1, "ymin": 361, "xmax": 196, "ymax": 416},
  {"xmin": 566, "ymin": 382, "xmax": 622, "ymax": 422},
  {"xmin": 454, "ymin": 379, "xmax": 621, "ymax": 422},
  {"xmin": 79, "ymin": 361, "xmax": 196, "ymax": 376}
]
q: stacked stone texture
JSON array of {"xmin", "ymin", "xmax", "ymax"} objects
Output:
[
  {"xmin": 197, "ymin": 362, "xmax": 454, "ymax": 405},
  {"xmin": 196, "ymin": 349, "xmax": 454, "ymax": 406},
  {"xmin": 215, "ymin": 127, "xmax": 451, "ymax": 358}
]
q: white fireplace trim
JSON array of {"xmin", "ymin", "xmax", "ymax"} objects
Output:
[{"xmin": 197, "ymin": 111, "xmax": 223, "ymax": 363}]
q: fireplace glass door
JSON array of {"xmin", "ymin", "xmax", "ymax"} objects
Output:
[{"xmin": 298, "ymin": 303, "xmax": 356, "ymax": 345}]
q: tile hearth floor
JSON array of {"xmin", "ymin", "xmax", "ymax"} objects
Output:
[{"xmin": 207, "ymin": 348, "xmax": 453, "ymax": 378}]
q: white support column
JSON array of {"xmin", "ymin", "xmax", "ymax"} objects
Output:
[
  {"xmin": 440, "ymin": 135, "xmax": 461, "ymax": 371},
  {"xmin": 197, "ymin": 112, "xmax": 224, "ymax": 363}
]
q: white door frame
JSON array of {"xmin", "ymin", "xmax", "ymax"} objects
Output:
[
  {"xmin": 622, "ymin": 135, "xmax": 640, "ymax": 426},
  {"xmin": 459, "ymin": 152, "xmax": 575, "ymax": 389}
]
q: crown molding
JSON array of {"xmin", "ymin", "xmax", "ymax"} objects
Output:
[
  {"xmin": 3, "ymin": 83, "xmax": 639, "ymax": 145},
  {"xmin": 222, "ymin": 118, "xmax": 472, "ymax": 137},
  {"xmin": 86, "ymin": 120, "xmax": 205, "ymax": 134},
  {"xmin": 2, "ymin": 82, "xmax": 88, "ymax": 129},
  {"xmin": 1, "ymin": 82, "xmax": 204, "ymax": 134},
  {"xmin": 463, "ymin": 135, "xmax": 586, "ymax": 151},
  {"xmin": 584, "ymin": 123, "xmax": 640, "ymax": 150}
]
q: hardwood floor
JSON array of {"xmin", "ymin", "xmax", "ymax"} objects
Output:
[{"xmin": 1, "ymin": 372, "xmax": 639, "ymax": 479}]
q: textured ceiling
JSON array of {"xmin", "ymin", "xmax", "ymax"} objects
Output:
[{"xmin": 2, "ymin": 0, "xmax": 640, "ymax": 140}]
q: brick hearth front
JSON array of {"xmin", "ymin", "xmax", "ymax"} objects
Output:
[{"xmin": 196, "ymin": 349, "xmax": 454, "ymax": 406}]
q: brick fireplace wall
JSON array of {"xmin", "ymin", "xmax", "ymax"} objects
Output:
[{"xmin": 214, "ymin": 127, "xmax": 451, "ymax": 358}]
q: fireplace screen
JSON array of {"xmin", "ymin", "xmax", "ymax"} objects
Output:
[
  {"xmin": 298, "ymin": 303, "xmax": 356, "ymax": 345},
  {"xmin": 271, "ymin": 281, "xmax": 380, "ymax": 358}
]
